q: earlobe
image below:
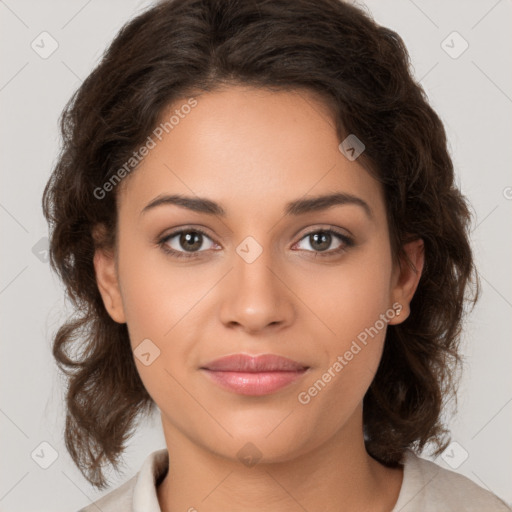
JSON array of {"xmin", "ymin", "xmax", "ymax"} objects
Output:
[
  {"xmin": 92, "ymin": 225, "xmax": 126, "ymax": 324},
  {"xmin": 388, "ymin": 238, "xmax": 425, "ymax": 325}
]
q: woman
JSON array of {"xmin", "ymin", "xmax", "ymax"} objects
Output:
[{"xmin": 42, "ymin": 0, "xmax": 510, "ymax": 510}]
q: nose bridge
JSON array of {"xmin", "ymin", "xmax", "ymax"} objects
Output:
[
  {"xmin": 235, "ymin": 239, "xmax": 278, "ymax": 295},
  {"xmin": 219, "ymin": 234, "xmax": 293, "ymax": 332}
]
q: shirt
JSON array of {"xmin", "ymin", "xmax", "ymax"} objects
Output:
[{"xmin": 77, "ymin": 448, "xmax": 511, "ymax": 511}]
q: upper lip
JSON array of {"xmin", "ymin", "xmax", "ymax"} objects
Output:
[{"xmin": 201, "ymin": 354, "xmax": 308, "ymax": 372}]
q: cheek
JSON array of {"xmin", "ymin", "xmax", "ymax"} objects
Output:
[
  {"xmin": 296, "ymin": 286, "xmax": 390, "ymax": 440},
  {"xmin": 116, "ymin": 232, "xmax": 210, "ymax": 344},
  {"xmin": 295, "ymin": 240, "xmax": 393, "ymax": 402},
  {"xmin": 302, "ymin": 242, "xmax": 393, "ymax": 347},
  {"xmin": 115, "ymin": 235, "xmax": 212, "ymax": 399}
]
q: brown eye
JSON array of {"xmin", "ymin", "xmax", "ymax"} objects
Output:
[
  {"xmin": 177, "ymin": 231, "xmax": 204, "ymax": 252},
  {"xmin": 159, "ymin": 228, "xmax": 217, "ymax": 258},
  {"xmin": 308, "ymin": 231, "xmax": 333, "ymax": 252},
  {"xmin": 294, "ymin": 229, "xmax": 353, "ymax": 257}
]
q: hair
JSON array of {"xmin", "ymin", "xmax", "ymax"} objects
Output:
[{"xmin": 42, "ymin": 0, "xmax": 478, "ymax": 489}]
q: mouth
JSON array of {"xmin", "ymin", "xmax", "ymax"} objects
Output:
[{"xmin": 200, "ymin": 354, "xmax": 310, "ymax": 396}]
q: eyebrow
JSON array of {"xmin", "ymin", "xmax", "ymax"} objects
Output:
[{"xmin": 140, "ymin": 192, "xmax": 373, "ymax": 219}]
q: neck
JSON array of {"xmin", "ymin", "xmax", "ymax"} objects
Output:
[{"xmin": 157, "ymin": 412, "xmax": 403, "ymax": 512}]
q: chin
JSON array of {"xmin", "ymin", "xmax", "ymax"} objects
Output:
[{"xmin": 202, "ymin": 420, "xmax": 320, "ymax": 465}]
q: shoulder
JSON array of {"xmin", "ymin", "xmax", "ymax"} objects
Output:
[
  {"xmin": 392, "ymin": 450, "xmax": 511, "ymax": 512},
  {"xmin": 75, "ymin": 448, "xmax": 169, "ymax": 512},
  {"xmin": 76, "ymin": 475, "xmax": 136, "ymax": 512}
]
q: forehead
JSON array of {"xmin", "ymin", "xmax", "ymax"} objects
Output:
[{"xmin": 117, "ymin": 85, "xmax": 385, "ymax": 222}]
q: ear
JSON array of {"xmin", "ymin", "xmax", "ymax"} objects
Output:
[
  {"xmin": 388, "ymin": 238, "xmax": 424, "ymax": 325},
  {"xmin": 92, "ymin": 224, "xmax": 126, "ymax": 324}
]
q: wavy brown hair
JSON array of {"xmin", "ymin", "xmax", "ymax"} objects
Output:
[{"xmin": 42, "ymin": 0, "xmax": 478, "ymax": 489}]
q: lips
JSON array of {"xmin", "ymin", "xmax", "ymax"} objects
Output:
[
  {"xmin": 202, "ymin": 353, "xmax": 308, "ymax": 372},
  {"xmin": 200, "ymin": 354, "xmax": 309, "ymax": 396}
]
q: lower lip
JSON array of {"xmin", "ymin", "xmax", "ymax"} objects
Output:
[{"xmin": 201, "ymin": 369, "xmax": 308, "ymax": 396}]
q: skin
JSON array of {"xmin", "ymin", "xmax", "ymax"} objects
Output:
[{"xmin": 94, "ymin": 85, "xmax": 424, "ymax": 512}]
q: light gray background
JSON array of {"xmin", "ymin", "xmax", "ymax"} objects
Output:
[{"xmin": 0, "ymin": 0, "xmax": 511, "ymax": 510}]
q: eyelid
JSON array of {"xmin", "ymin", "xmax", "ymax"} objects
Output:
[{"xmin": 293, "ymin": 223, "xmax": 353, "ymax": 241}]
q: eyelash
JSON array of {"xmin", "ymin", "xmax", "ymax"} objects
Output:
[{"xmin": 157, "ymin": 227, "xmax": 354, "ymax": 260}]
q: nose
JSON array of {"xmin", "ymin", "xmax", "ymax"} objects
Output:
[{"xmin": 218, "ymin": 244, "xmax": 295, "ymax": 334}]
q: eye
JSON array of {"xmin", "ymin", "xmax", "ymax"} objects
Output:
[
  {"xmin": 158, "ymin": 228, "xmax": 218, "ymax": 258},
  {"xmin": 157, "ymin": 226, "xmax": 354, "ymax": 260},
  {"xmin": 293, "ymin": 228, "xmax": 353, "ymax": 257}
]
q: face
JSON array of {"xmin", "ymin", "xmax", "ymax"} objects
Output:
[{"xmin": 94, "ymin": 85, "xmax": 423, "ymax": 463}]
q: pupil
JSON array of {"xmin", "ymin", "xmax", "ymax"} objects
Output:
[{"xmin": 311, "ymin": 231, "xmax": 330, "ymax": 251}]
